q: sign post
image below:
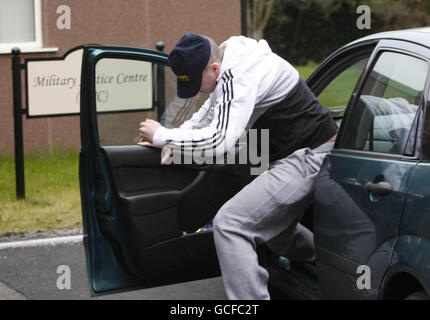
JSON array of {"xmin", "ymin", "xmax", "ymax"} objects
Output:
[
  {"xmin": 156, "ymin": 41, "xmax": 166, "ymax": 121},
  {"xmin": 241, "ymin": 0, "xmax": 247, "ymax": 36},
  {"xmin": 11, "ymin": 47, "xmax": 25, "ymax": 199}
]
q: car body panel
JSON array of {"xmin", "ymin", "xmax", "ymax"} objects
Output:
[
  {"xmin": 312, "ymin": 37, "xmax": 430, "ymax": 299},
  {"xmin": 314, "ymin": 154, "xmax": 416, "ymax": 299},
  {"xmin": 383, "ymin": 163, "xmax": 430, "ymax": 296}
]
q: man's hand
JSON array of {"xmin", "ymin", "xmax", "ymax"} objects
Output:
[
  {"xmin": 139, "ymin": 119, "xmax": 162, "ymax": 144},
  {"xmin": 137, "ymin": 119, "xmax": 172, "ymax": 165}
]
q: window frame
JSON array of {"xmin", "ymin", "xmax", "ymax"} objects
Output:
[
  {"xmin": 308, "ymin": 43, "xmax": 376, "ymax": 98},
  {"xmin": 316, "ymin": 57, "xmax": 369, "ymax": 103},
  {"xmin": 306, "ymin": 42, "xmax": 376, "ymax": 130},
  {"xmin": 0, "ymin": 0, "xmax": 42, "ymax": 52},
  {"xmin": 335, "ymin": 44, "xmax": 430, "ymax": 162}
]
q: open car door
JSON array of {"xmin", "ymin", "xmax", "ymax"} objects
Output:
[{"xmin": 79, "ymin": 45, "xmax": 251, "ymax": 296}]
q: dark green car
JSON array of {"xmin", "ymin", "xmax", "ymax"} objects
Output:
[{"xmin": 79, "ymin": 28, "xmax": 430, "ymax": 299}]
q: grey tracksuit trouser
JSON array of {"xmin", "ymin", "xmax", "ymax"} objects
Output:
[{"xmin": 213, "ymin": 140, "xmax": 335, "ymax": 300}]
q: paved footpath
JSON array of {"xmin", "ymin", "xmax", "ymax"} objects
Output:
[{"xmin": 0, "ymin": 239, "xmax": 226, "ymax": 300}]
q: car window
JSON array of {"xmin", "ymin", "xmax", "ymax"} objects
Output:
[
  {"xmin": 318, "ymin": 57, "xmax": 369, "ymax": 123},
  {"xmin": 94, "ymin": 58, "xmax": 208, "ymax": 146},
  {"xmin": 339, "ymin": 51, "xmax": 428, "ymax": 155}
]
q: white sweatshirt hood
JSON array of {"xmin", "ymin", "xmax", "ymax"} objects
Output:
[{"xmin": 218, "ymin": 36, "xmax": 273, "ymax": 80}]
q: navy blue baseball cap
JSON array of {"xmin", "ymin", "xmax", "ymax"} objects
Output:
[{"xmin": 168, "ymin": 32, "xmax": 210, "ymax": 98}]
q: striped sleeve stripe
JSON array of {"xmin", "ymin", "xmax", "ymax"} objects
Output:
[
  {"xmin": 166, "ymin": 101, "xmax": 231, "ymax": 153},
  {"xmin": 166, "ymin": 100, "xmax": 226, "ymax": 151},
  {"xmin": 165, "ymin": 70, "xmax": 234, "ymax": 151},
  {"xmin": 168, "ymin": 71, "xmax": 232, "ymax": 146},
  {"xmin": 166, "ymin": 81, "xmax": 230, "ymax": 151}
]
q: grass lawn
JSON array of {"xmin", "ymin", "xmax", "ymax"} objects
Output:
[
  {"xmin": 0, "ymin": 148, "xmax": 82, "ymax": 236},
  {"xmin": 0, "ymin": 62, "xmax": 321, "ymax": 237}
]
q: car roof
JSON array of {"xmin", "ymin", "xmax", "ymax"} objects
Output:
[
  {"xmin": 308, "ymin": 26, "xmax": 430, "ymax": 87},
  {"xmin": 346, "ymin": 26, "xmax": 430, "ymax": 49}
]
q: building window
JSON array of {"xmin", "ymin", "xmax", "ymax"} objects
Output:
[{"xmin": 0, "ymin": 0, "xmax": 42, "ymax": 51}]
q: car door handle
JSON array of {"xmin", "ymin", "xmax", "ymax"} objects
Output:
[{"xmin": 364, "ymin": 181, "xmax": 392, "ymax": 197}]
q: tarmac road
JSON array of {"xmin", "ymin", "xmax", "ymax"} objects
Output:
[{"xmin": 0, "ymin": 240, "xmax": 227, "ymax": 300}]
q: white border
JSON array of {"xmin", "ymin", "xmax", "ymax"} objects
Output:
[{"xmin": 0, "ymin": 235, "xmax": 83, "ymax": 250}]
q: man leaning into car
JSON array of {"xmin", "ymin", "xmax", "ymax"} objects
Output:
[{"xmin": 138, "ymin": 32, "xmax": 338, "ymax": 300}]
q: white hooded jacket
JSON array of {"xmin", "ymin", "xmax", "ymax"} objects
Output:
[{"xmin": 152, "ymin": 36, "xmax": 300, "ymax": 156}]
